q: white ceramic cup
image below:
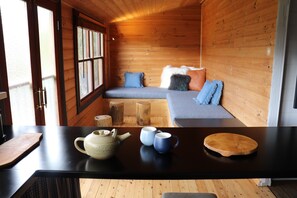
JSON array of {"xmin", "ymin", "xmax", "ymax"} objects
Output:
[{"xmin": 140, "ymin": 126, "xmax": 158, "ymax": 146}]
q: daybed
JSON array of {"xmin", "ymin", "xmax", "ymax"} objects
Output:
[{"xmin": 104, "ymin": 87, "xmax": 244, "ymax": 127}]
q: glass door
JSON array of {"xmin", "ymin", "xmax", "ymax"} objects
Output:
[
  {"xmin": 0, "ymin": 0, "xmax": 61, "ymax": 125},
  {"xmin": 1, "ymin": 0, "xmax": 36, "ymax": 125},
  {"xmin": 37, "ymin": 6, "xmax": 59, "ymax": 125}
]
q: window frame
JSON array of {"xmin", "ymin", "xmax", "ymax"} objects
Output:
[{"xmin": 73, "ymin": 10, "xmax": 106, "ymax": 113}]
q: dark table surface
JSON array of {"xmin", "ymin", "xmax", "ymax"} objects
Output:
[{"xmin": 1, "ymin": 125, "xmax": 297, "ymax": 197}]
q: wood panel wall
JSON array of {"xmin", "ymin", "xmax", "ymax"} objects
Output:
[
  {"xmin": 109, "ymin": 3, "xmax": 201, "ymax": 87},
  {"xmin": 61, "ymin": 0, "xmax": 278, "ymax": 126},
  {"xmin": 61, "ymin": 3, "xmax": 104, "ymax": 126},
  {"xmin": 201, "ymin": 0, "xmax": 278, "ymax": 126}
]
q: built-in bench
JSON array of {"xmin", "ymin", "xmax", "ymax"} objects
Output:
[{"xmin": 104, "ymin": 87, "xmax": 245, "ymax": 127}]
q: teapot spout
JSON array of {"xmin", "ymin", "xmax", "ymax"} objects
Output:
[{"xmin": 118, "ymin": 132, "xmax": 131, "ymax": 142}]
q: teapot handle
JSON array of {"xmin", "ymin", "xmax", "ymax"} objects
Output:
[{"xmin": 74, "ymin": 137, "xmax": 87, "ymax": 154}]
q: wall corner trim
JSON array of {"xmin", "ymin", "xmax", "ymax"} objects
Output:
[{"xmin": 267, "ymin": 0, "xmax": 291, "ymax": 126}]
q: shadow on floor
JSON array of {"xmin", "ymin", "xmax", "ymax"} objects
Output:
[{"xmin": 269, "ymin": 180, "xmax": 297, "ymax": 198}]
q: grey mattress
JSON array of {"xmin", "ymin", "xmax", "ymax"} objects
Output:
[
  {"xmin": 166, "ymin": 92, "xmax": 234, "ymax": 123},
  {"xmin": 104, "ymin": 87, "xmax": 199, "ymax": 99}
]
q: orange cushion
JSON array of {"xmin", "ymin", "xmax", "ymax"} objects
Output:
[{"xmin": 187, "ymin": 68, "xmax": 206, "ymax": 91}]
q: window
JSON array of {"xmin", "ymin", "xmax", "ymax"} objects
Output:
[
  {"xmin": 77, "ymin": 27, "xmax": 104, "ymax": 99},
  {"xmin": 73, "ymin": 10, "xmax": 106, "ymax": 112}
]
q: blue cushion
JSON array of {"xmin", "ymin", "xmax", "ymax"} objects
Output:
[
  {"xmin": 211, "ymin": 80, "xmax": 223, "ymax": 105},
  {"xmin": 194, "ymin": 80, "xmax": 217, "ymax": 104},
  {"xmin": 124, "ymin": 72, "xmax": 144, "ymax": 88}
]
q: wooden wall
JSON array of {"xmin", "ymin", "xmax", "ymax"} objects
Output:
[
  {"xmin": 61, "ymin": 3, "xmax": 104, "ymax": 126},
  {"xmin": 109, "ymin": 3, "xmax": 201, "ymax": 87},
  {"xmin": 61, "ymin": 0, "xmax": 278, "ymax": 127},
  {"xmin": 201, "ymin": 0, "xmax": 278, "ymax": 126}
]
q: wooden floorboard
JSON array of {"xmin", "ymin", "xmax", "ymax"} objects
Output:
[{"xmin": 80, "ymin": 179, "xmax": 276, "ymax": 198}]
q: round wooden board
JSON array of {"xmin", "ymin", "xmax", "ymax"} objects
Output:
[{"xmin": 203, "ymin": 133, "xmax": 258, "ymax": 157}]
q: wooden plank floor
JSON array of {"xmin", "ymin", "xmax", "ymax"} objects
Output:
[
  {"xmin": 80, "ymin": 179, "xmax": 276, "ymax": 198},
  {"xmin": 81, "ymin": 116, "xmax": 276, "ymax": 198}
]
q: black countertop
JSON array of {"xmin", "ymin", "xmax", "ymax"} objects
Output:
[{"xmin": 1, "ymin": 125, "xmax": 297, "ymax": 197}]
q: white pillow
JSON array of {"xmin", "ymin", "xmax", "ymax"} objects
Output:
[
  {"xmin": 181, "ymin": 65, "xmax": 204, "ymax": 70},
  {"xmin": 160, "ymin": 65, "xmax": 173, "ymax": 88},
  {"xmin": 160, "ymin": 65, "xmax": 189, "ymax": 88}
]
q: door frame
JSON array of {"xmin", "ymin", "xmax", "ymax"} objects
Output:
[
  {"xmin": 0, "ymin": 12, "xmax": 12, "ymax": 125},
  {"xmin": 0, "ymin": 0, "xmax": 67, "ymax": 125}
]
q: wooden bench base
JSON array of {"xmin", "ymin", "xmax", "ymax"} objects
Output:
[
  {"xmin": 109, "ymin": 101, "xmax": 124, "ymax": 125},
  {"xmin": 136, "ymin": 101, "xmax": 151, "ymax": 126},
  {"xmin": 103, "ymin": 99, "xmax": 173, "ymax": 127},
  {"xmin": 108, "ymin": 116, "xmax": 168, "ymax": 127}
]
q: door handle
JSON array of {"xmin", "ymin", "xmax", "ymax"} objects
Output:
[
  {"xmin": 35, "ymin": 88, "xmax": 43, "ymax": 110},
  {"xmin": 35, "ymin": 88, "xmax": 47, "ymax": 109},
  {"xmin": 42, "ymin": 87, "xmax": 47, "ymax": 108}
]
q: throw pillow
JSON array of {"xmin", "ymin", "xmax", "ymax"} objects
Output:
[
  {"xmin": 181, "ymin": 65, "xmax": 202, "ymax": 70},
  {"xmin": 194, "ymin": 80, "xmax": 217, "ymax": 104},
  {"xmin": 160, "ymin": 65, "xmax": 189, "ymax": 88},
  {"xmin": 210, "ymin": 80, "xmax": 223, "ymax": 105},
  {"xmin": 168, "ymin": 74, "xmax": 191, "ymax": 91},
  {"xmin": 187, "ymin": 68, "xmax": 206, "ymax": 91},
  {"xmin": 124, "ymin": 72, "xmax": 144, "ymax": 88}
]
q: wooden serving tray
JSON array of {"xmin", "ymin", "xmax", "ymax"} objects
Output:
[
  {"xmin": 204, "ymin": 133, "xmax": 258, "ymax": 157},
  {"xmin": 0, "ymin": 133, "xmax": 42, "ymax": 168}
]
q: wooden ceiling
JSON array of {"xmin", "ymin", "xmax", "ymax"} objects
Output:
[{"xmin": 62, "ymin": 0, "xmax": 201, "ymax": 23}]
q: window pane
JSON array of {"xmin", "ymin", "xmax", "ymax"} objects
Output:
[
  {"xmin": 93, "ymin": 32, "xmax": 99, "ymax": 57},
  {"xmin": 83, "ymin": 28, "xmax": 90, "ymax": 59},
  {"xmin": 1, "ymin": 0, "xmax": 36, "ymax": 125},
  {"xmin": 87, "ymin": 61, "xmax": 93, "ymax": 92},
  {"xmin": 100, "ymin": 33, "xmax": 104, "ymax": 56},
  {"xmin": 94, "ymin": 59, "xmax": 103, "ymax": 89},
  {"xmin": 77, "ymin": 27, "xmax": 83, "ymax": 60},
  {"xmin": 89, "ymin": 31, "xmax": 93, "ymax": 58},
  {"xmin": 99, "ymin": 59, "xmax": 103, "ymax": 86},
  {"xmin": 79, "ymin": 61, "xmax": 93, "ymax": 99}
]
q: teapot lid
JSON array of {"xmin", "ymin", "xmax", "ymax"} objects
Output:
[
  {"xmin": 91, "ymin": 129, "xmax": 117, "ymax": 144},
  {"xmin": 94, "ymin": 130, "xmax": 111, "ymax": 136}
]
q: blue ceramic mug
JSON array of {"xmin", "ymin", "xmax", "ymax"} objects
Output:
[{"xmin": 153, "ymin": 132, "xmax": 179, "ymax": 154}]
